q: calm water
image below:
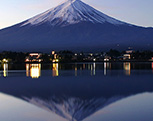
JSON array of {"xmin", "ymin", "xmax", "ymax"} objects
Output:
[{"xmin": 0, "ymin": 62, "xmax": 153, "ymax": 121}]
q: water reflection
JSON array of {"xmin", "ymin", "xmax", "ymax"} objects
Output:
[
  {"xmin": 104, "ymin": 62, "xmax": 107, "ymax": 75},
  {"xmin": 75, "ymin": 64, "xmax": 77, "ymax": 76},
  {"xmin": 3, "ymin": 63, "xmax": 8, "ymax": 77},
  {"xmin": 152, "ymin": 62, "xmax": 153, "ymax": 73},
  {"xmin": 93, "ymin": 63, "xmax": 96, "ymax": 75},
  {"xmin": 123, "ymin": 62, "xmax": 131, "ymax": 76},
  {"xmin": 104, "ymin": 62, "xmax": 111, "ymax": 75},
  {"xmin": 0, "ymin": 76, "xmax": 153, "ymax": 121},
  {"xmin": 26, "ymin": 64, "xmax": 41, "ymax": 78},
  {"xmin": 1, "ymin": 62, "xmax": 153, "ymax": 78},
  {"xmin": 52, "ymin": 63, "xmax": 59, "ymax": 77}
]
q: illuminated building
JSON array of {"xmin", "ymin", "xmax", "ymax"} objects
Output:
[
  {"xmin": 26, "ymin": 64, "xmax": 41, "ymax": 78},
  {"xmin": 104, "ymin": 56, "xmax": 111, "ymax": 62},
  {"xmin": 51, "ymin": 51, "xmax": 59, "ymax": 63},
  {"xmin": 123, "ymin": 49, "xmax": 133, "ymax": 60},
  {"xmin": 52, "ymin": 59, "xmax": 59, "ymax": 63},
  {"xmin": 123, "ymin": 54, "xmax": 131, "ymax": 60},
  {"xmin": 52, "ymin": 51, "xmax": 55, "ymax": 55},
  {"xmin": 126, "ymin": 50, "xmax": 133, "ymax": 54},
  {"xmin": 25, "ymin": 53, "xmax": 43, "ymax": 62},
  {"xmin": 2, "ymin": 59, "xmax": 8, "ymax": 63}
]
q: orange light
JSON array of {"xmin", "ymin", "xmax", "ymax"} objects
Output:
[
  {"xmin": 52, "ymin": 51, "xmax": 55, "ymax": 55},
  {"xmin": 26, "ymin": 64, "xmax": 41, "ymax": 78},
  {"xmin": 124, "ymin": 62, "xmax": 131, "ymax": 76},
  {"xmin": 30, "ymin": 64, "xmax": 41, "ymax": 78},
  {"xmin": 26, "ymin": 64, "xmax": 30, "ymax": 77},
  {"xmin": 52, "ymin": 63, "xmax": 59, "ymax": 77}
]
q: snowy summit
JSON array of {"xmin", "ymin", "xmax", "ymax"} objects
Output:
[
  {"xmin": 22, "ymin": 0, "xmax": 126, "ymax": 26},
  {"xmin": 0, "ymin": 0, "xmax": 153, "ymax": 52}
]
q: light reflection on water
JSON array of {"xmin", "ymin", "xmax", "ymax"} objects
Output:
[
  {"xmin": 123, "ymin": 62, "xmax": 131, "ymax": 76},
  {"xmin": 104, "ymin": 62, "xmax": 111, "ymax": 75},
  {"xmin": 3, "ymin": 63, "xmax": 8, "ymax": 77},
  {"xmin": 0, "ymin": 75, "xmax": 153, "ymax": 121},
  {"xmin": 152, "ymin": 62, "xmax": 153, "ymax": 73},
  {"xmin": 52, "ymin": 63, "xmax": 59, "ymax": 77},
  {"xmin": 0, "ymin": 62, "xmax": 153, "ymax": 78},
  {"xmin": 26, "ymin": 64, "xmax": 41, "ymax": 78},
  {"xmin": 0, "ymin": 62, "xmax": 153, "ymax": 121}
]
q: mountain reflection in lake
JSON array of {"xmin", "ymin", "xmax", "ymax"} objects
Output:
[{"xmin": 0, "ymin": 62, "xmax": 153, "ymax": 121}]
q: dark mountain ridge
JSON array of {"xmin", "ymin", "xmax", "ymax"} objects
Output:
[{"xmin": 0, "ymin": 0, "xmax": 153, "ymax": 52}]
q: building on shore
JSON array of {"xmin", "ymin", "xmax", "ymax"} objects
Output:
[
  {"xmin": 52, "ymin": 51, "xmax": 59, "ymax": 63},
  {"xmin": 123, "ymin": 49, "xmax": 134, "ymax": 60},
  {"xmin": 25, "ymin": 53, "xmax": 43, "ymax": 62}
]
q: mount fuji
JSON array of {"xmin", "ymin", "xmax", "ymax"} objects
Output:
[{"xmin": 0, "ymin": 0, "xmax": 153, "ymax": 52}]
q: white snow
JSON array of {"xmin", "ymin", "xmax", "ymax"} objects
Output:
[
  {"xmin": 21, "ymin": 0, "xmax": 127, "ymax": 27},
  {"xmin": 23, "ymin": 95, "xmax": 124, "ymax": 121}
]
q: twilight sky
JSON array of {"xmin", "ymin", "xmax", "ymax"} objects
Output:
[{"xmin": 0, "ymin": 0, "xmax": 153, "ymax": 29}]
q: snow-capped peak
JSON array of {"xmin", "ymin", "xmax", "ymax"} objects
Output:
[
  {"xmin": 23, "ymin": 96, "xmax": 124, "ymax": 121},
  {"xmin": 22, "ymin": 0, "xmax": 127, "ymax": 27}
]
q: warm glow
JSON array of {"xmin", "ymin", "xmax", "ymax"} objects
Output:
[
  {"xmin": 3, "ymin": 63, "xmax": 8, "ymax": 77},
  {"xmin": 26, "ymin": 64, "xmax": 30, "ymax": 77},
  {"xmin": 124, "ymin": 62, "xmax": 131, "ymax": 76},
  {"xmin": 83, "ymin": 64, "xmax": 85, "ymax": 69},
  {"xmin": 52, "ymin": 63, "xmax": 59, "ymax": 77},
  {"xmin": 26, "ymin": 64, "xmax": 41, "ymax": 78},
  {"xmin": 30, "ymin": 64, "xmax": 41, "ymax": 78},
  {"xmin": 75, "ymin": 65, "xmax": 77, "ymax": 76},
  {"xmin": 25, "ymin": 59, "xmax": 29, "ymax": 62},
  {"xmin": 54, "ymin": 54, "xmax": 57, "ymax": 59},
  {"xmin": 3, "ymin": 59, "xmax": 8, "ymax": 63},
  {"xmin": 29, "ymin": 53, "xmax": 40, "ymax": 56},
  {"xmin": 26, "ymin": 53, "xmax": 42, "ymax": 62},
  {"xmin": 52, "ymin": 59, "xmax": 59, "ymax": 63},
  {"xmin": 52, "ymin": 51, "xmax": 55, "ymax": 55},
  {"xmin": 123, "ymin": 54, "xmax": 131, "ymax": 60}
]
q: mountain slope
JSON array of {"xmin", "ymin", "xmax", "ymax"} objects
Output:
[
  {"xmin": 24, "ymin": 96, "xmax": 124, "ymax": 121},
  {"xmin": 0, "ymin": 0, "xmax": 153, "ymax": 52},
  {"xmin": 22, "ymin": 0, "xmax": 127, "ymax": 27}
]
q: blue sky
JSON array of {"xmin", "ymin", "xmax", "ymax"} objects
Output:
[{"xmin": 0, "ymin": 0, "xmax": 153, "ymax": 29}]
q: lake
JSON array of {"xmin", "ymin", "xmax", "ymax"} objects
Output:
[{"xmin": 0, "ymin": 62, "xmax": 153, "ymax": 121}]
